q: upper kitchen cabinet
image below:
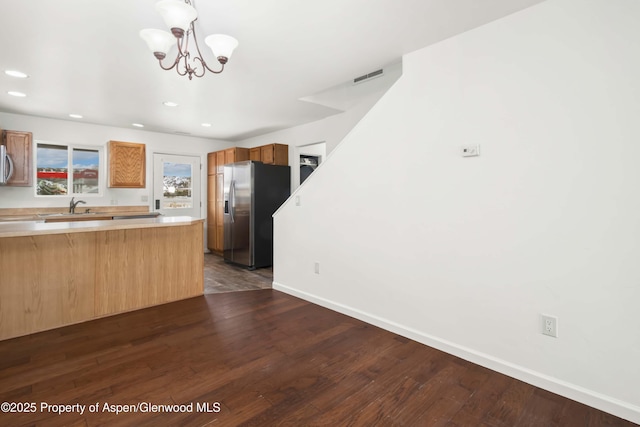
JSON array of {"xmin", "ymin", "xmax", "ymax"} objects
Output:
[
  {"xmin": 252, "ymin": 143, "xmax": 288, "ymax": 166},
  {"xmin": 1, "ymin": 130, "xmax": 33, "ymax": 186},
  {"xmin": 224, "ymin": 147, "xmax": 249, "ymax": 166},
  {"xmin": 250, "ymin": 147, "xmax": 261, "ymax": 162},
  {"xmin": 207, "ymin": 152, "xmax": 216, "ymax": 175},
  {"xmin": 108, "ymin": 140, "xmax": 146, "ymax": 188}
]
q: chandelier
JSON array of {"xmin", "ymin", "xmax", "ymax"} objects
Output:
[{"xmin": 140, "ymin": 0, "xmax": 238, "ymax": 80}]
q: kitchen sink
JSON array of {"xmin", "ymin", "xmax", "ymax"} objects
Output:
[
  {"xmin": 0, "ymin": 215, "xmax": 39, "ymax": 221},
  {"xmin": 38, "ymin": 212, "xmax": 98, "ymax": 217}
]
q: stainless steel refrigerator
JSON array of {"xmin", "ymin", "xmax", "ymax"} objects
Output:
[{"xmin": 223, "ymin": 160, "xmax": 290, "ymax": 269}]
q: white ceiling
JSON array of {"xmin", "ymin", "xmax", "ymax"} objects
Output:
[{"xmin": 0, "ymin": 0, "xmax": 545, "ymax": 142}]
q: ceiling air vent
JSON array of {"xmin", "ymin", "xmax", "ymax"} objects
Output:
[{"xmin": 353, "ymin": 68, "xmax": 384, "ymax": 85}]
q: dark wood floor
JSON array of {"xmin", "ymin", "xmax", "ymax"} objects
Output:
[
  {"xmin": 204, "ymin": 253, "xmax": 273, "ymax": 294},
  {"xmin": 0, "ymin": 290, "xmax": 635, "ymax": 426}
]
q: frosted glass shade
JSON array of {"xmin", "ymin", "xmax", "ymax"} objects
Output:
[
  {"xmin": 155, "ymin": 0, "xmax": 197, "ymax": 33},
  {"xmin": 204, "ymin": 34, "xmax": 239, "ymax": 61},
  {"xmin": 140, "ymin": 29, "xmax": 176, "ymax": 56}
]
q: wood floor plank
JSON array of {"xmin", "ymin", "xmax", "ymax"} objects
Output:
[{"xmin": 0, "ymin": 289, "xmax": 637, "ymax": 426}]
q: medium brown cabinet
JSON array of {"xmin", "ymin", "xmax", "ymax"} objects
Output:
[
  {"xmin": 250, "ymin": 147, "xmax": 261, "ymax": 162},
  {"xmin": 1, "ymin": 130, "xmax": 32, "ymax": 186},
  {"xmin": 207, "ymin": 147, "xmax": 249, "ymax": 253},
  {"xmin": 253, "ymin": 143, "xmax": 288, "ymax": 165},
  {"xmin": 108, "ymin": 141, "xmax": 146, "ymax": 188}
]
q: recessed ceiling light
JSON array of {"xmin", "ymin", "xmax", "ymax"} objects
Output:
[
  {"xmin": 4, "ymin": 70, "xmax": 29, "ymax": 78},
  {"xmin": 163, "ymin": 101, "xmax": 178, "ymax": 107},
  {"xmin": 201, "ymin": 123, "xmax": 212, "ymax": 127},
  {"xmin": 7, "ymin": 91, "xmax": 26, "ymax": 97},
  {"xmin": 132, "ymin": 123, "xmax": 144, "ymax": 128},
  {"xmin": 69, "ymin": 114, "xmax": 83, "ymax": 119}
]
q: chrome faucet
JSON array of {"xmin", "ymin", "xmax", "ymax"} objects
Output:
[{"xmin": 69, "ymin": 197, "xmax": 86, "ymax": 214}]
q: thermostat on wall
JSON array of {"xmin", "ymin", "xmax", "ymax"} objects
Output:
[{"xmin": 461, "ymin": 144, "xmax": 480, "ymax": 157}]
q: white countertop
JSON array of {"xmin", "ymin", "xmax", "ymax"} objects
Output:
[{"xmin": 0, "ymin": 216, "xmax": 204, "ymax": 238}]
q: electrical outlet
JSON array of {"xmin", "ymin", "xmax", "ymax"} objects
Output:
[
  {"xmin": 314, "ymin": 262, "xmax": 320, "ymax": 274},
  {"xmin": 295, "ymin": 195, "xmax": 301, "ymax": 206},
  {"xmin": 542, "ymin": 314, "xmax": 558, "ymax": 338},
  {"xmin": 110, "ymin": 199, "xmax": 118, "ymax": 205}
]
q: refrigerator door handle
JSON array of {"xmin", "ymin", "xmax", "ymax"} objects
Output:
[{"xmin": 229, "ymin": 179, "xmax": 235, "ymax": 223}]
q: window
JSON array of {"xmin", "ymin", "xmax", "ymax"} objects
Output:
[
  {"xmin": 36, "ymin": 142, "xmax": 102, "ymax": 196},
  {"xmin": 162, "ymin": 161, "xmax": 193, "ymax": 209}
]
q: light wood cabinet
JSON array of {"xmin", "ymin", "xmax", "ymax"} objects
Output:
[
  {"xmin": 0, "ymin": 220, "xmax": 203, "ymax": 341},
  {"xmin": 207, "ymin": 147, "xmax": 249, "ymax": 253},
  {"xmin": 207, "ymin": 152, "xmax": 217, "ymax": 175},
  {"xmin": 108, "ymin": 140, "xmax": 146, "ymax": 188},
  {"xmin": 216, "ymin": 151, "xmax": 225, "ymax": 173},
  {"xmin": 1, "ymin": 130, "xmax": 33, "ymax": 186}
]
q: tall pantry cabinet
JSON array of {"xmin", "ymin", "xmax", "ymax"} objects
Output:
[{"xmin": 207, "ymin": 148, "xmax": 249, "ymax": 253}]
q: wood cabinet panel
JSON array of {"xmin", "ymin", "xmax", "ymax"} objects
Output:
[
  {"xmin": 273, "ymin": 144, "xmax": 288, "ymax": 166},
  {"xmin": 224, "ymin": 148, "xmax": 235, "ymax": 165},
  {"xmin": 0, "ymin": 221, "xmax": 203, "ymax": 341},
  {"xmin": 207, "ymin": 152, "xmax": 216, "ymax": 175},
  {"xmin": 2, "ymin": 130, "xmax": 32, "ymax": 186},
  {"xmin": 108, "ymin": 140, "xmax": 146, "ymax": 188},
  {"xmin": 215, "ymin": 224, "xmax": 224, "ymax": 251},
  {"xmin": 216, "ymin": 151, "xmax": 225, "ymax": 174},
  {"xmin": 261, "ymin": 145, "xmax": 274, "ymax": 164},
  {"xmin": 207, "ymin": 225, "xmax": 215, "ymax": 254},
  {"xmin": 95, "ymin": 223, "xmax": 203, "ymax": 316},
  {"xmin": 0, "ymin": 233, "xmax": 96, "ymax": 340},
  {"xmin": 250, "ymin": 143, "xmax": 288, "ymax": 166},
  {"xmin": 234, "ymin": 147, "xmax": 250, "ymax": 163},
  {"xmin": 207, "ymin": 174, "xmax": 216, "ymax": 202}
]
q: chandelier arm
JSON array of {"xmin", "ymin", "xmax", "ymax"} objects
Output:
[
  {"xmin": 190, "ymin": 22, "xmax": 207, "ymax": 62},
  {"xmin": 189, "ymin": 20, "xmax": 224, "ymax": 75},
  {"xmin": 157, "ymin": 57, "xmax": 180, "ymax": 71},
  {"xmin": 191, "ymin": 57, "xmax": 206, "ymax": 78},
  {"xmin": 202, "ymin": 61, "xmax": 225, "ymax": 74}
]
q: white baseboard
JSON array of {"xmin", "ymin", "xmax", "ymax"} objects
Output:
[{"xmin": 273, "ymin": 281, "xmax": 640, "ymax": 425}]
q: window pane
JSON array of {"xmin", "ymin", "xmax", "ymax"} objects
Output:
[
  {"xmin": 72, "ymin": 148, "xmax": 100, "ymax": 194},
  {"xmin": 36, "ymin": 144, "xmax": 68, "ymax": 195},
  {"xmin": 162, "ymin": 162, "xmax": 192, "ymax": 209}
]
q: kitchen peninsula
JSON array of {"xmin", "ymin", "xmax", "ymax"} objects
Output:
[{"xmin": 0, "ymin": 216, "xmax": 204, "ymax": 341}]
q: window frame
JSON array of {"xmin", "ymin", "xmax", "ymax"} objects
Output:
[{"xmin": 34, "ymin": 141, "xmax": 105, "ymax": 198}]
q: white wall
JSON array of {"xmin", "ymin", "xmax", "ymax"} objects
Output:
[
  {"xmin": 0, "ymin": 112, "xmax": 232, "ymax": 218},
  {"xmin": 236, "ymin": 63, "xmax": 402, "ymax": 192},
  {"xmin": 273, "ymin": 0, "xmax": 640, "ymax": 423}
]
